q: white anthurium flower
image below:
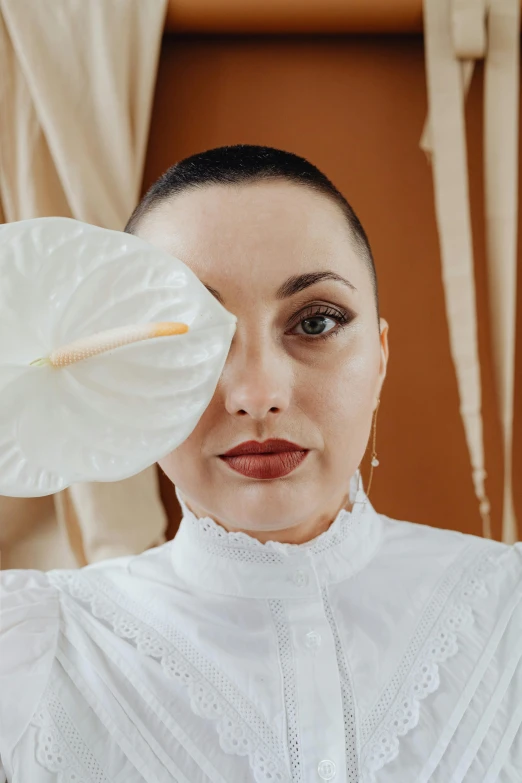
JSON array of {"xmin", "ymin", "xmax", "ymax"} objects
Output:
[{"xmin": 0, "ymin": 217, "xmax": 237, "ymax": 498}]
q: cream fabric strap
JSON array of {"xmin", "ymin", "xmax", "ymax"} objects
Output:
[
  {"xmin": 422, "ymin": 0, "xmax": 519, "ymax": 543},
  {"xmin": 0, "ymin": 0, "xmax": 169, "ymax": 566}
]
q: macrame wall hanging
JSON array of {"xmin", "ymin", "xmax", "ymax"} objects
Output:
[{"xmin": 422, "ymin": 0, "xmax": 519, "ymax": 542}]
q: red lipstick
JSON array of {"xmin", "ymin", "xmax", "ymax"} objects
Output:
[{"xmin": 219, "ymin": 439, "xmax": 309, "ymax": 479}]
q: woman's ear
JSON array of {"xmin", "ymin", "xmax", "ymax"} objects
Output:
[{"xmin": 376, "ymin": 317, "xmax": 389, "ymax": 406}]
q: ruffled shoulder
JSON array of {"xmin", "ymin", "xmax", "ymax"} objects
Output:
[{"xmin": 0, "ymin": 569, "xmax": 60, "ymax": 761}]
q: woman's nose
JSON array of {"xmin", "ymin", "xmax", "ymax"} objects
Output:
[{"xmin": 221, "ymin": 337, "xmax": 292, "ymax": 420}]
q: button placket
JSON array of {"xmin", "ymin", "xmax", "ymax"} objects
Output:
[{"xmin": 284, "ymin": 595, "xmax": 346, "ymax": 783}]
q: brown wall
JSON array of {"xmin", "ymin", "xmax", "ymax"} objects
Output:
[{"xmin": 144, "ymin": 34, "xmax": 522, "ymax": 541}]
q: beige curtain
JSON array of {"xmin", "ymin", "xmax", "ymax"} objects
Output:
[
  {"xmin": 0, "ymin": 0, "xmax": 169, "ymax": 569},
  {"xmin": 422, "ymin": 0, "xmax": 519, "ymax": 543}
]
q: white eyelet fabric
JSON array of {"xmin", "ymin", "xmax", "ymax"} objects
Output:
[
  {"xmin": 269, "ymin": 600, "xmax": 303, "ymax": 781},
  {"xmin": 182, "ymin": 502, "xmax": 359, "ymax": 565},
  {"xmin": 321, "ymin": 584, "xmax": 359, "ymax": 782},
  {"xmin": 34, "ymin": 684, "xmax": 109, "ymax": 783},
  {"xmin": 46, "ymin": 569, "xmax": 291, "ymax": 783},
  {"xmin": 358, "ymin": 547, "xmax": 500, "ymax": 781},
  {"xmin": 1, "ymin": 482, "xmax": 521, "ymax": 782}
]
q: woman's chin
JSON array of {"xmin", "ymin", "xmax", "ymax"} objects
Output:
[{"xmin": 213, "ymin": 486, "xmax": 317, "ymax": 535}]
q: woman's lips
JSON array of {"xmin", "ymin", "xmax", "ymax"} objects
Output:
[{"xmin": 219, "ymin": 450, "xmax": 309, "ymax": 479}]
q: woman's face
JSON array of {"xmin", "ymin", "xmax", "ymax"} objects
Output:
[{"xmin": 136, "ymin": 180, "xmax": 389, "ymax": 538}]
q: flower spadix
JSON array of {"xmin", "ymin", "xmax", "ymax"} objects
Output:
[{"xmin": 0, "ymin": 217, "xmax": 237, "ymax": 497}]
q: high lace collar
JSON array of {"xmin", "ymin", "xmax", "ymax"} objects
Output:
[{"xmin": 169, "ymin": 471, "xmax": 383, "ymax": 599}]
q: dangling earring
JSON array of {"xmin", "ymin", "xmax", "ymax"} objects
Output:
[
  {"xmin": 356, "ymin": 467, "xmax": 364, "ymax": 499},
  {"xmin": 366, "ymin": 398, "xmax": 381, "ymax": 498}
]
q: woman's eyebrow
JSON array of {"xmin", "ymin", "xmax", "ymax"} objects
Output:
[
  {"xmin": 275, "ymin": 271, "xmax": 357, "ymax": 299},
  {"xmin": 203, "ymin": 271, "xmax": 357, "ymax": 306}
]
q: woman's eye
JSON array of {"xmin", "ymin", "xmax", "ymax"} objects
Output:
[
  {"xmin": 294, "ymin": 315, "xmax": 338, "ymax": 337},
  {"xmin": 288, "ymin": 306, "xmax": 351, "ymax": 340}
]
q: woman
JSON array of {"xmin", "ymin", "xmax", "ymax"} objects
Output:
[{"xmin": 1, "ymin": 145, "xmax": 521, "ymax": 782}]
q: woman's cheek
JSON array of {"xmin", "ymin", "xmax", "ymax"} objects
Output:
[
  {"xmin": 157, "ymin": 438, "xmax": 201, "ymax": 486},
  {"xmin": 333, "ymin": 349, "xmax": 378, "ymax": 405}
]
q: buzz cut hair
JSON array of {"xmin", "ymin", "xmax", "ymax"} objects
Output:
[{"xmin": 125, "ymin": 144, "xmax": 379, "ymax": 319}]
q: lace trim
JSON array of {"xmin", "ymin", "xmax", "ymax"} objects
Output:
[
  {"xmin": 190, "ymin": 507, "xmax": 365, "ymax": 565},
  {"xmin": 33, "ymin": 681, "xmax": 109, "ymax": 783},
  {"xmin": 321, "ymin": 584, "xmax": 359, "ymax": 781},
  {"xmin": 174, "ymin": 472, "xmax": 365, "ymax": 563},
  {"xmin": 48, "ymin": 569, "xmax": 291, "ymax": 783},
  {"xmin": 359, "ymin": 542, "xmax": 499, "ymax": 782},
  {"xmin": 268, "ymin": 600, "xmax": 303, "ymax": 781}
]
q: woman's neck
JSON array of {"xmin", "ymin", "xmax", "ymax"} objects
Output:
[{"xmin": 181, "ymin": 489, "xmax": 354, "ymax": 546}]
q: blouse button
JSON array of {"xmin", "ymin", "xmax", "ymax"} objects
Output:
[
  {"xmin": 305, "ymin": 630, "xmax": 322, "ymax": 650},
  {"xmin": 318, "ymin": 759, "xmax": 337, "ymax": 780},
  {"xmin": 293, "ymin": 569, "xmax": 309, "ymax": 587}
]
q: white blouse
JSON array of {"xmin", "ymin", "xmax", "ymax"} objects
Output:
[{"xmin": 1, "ymin": 480, "xmax": 521, "ymax": 783}]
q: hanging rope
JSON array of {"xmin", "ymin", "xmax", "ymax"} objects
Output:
[{"xmin": 422, "ymin": 0, "xmax": 519, "ymax": 542}]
